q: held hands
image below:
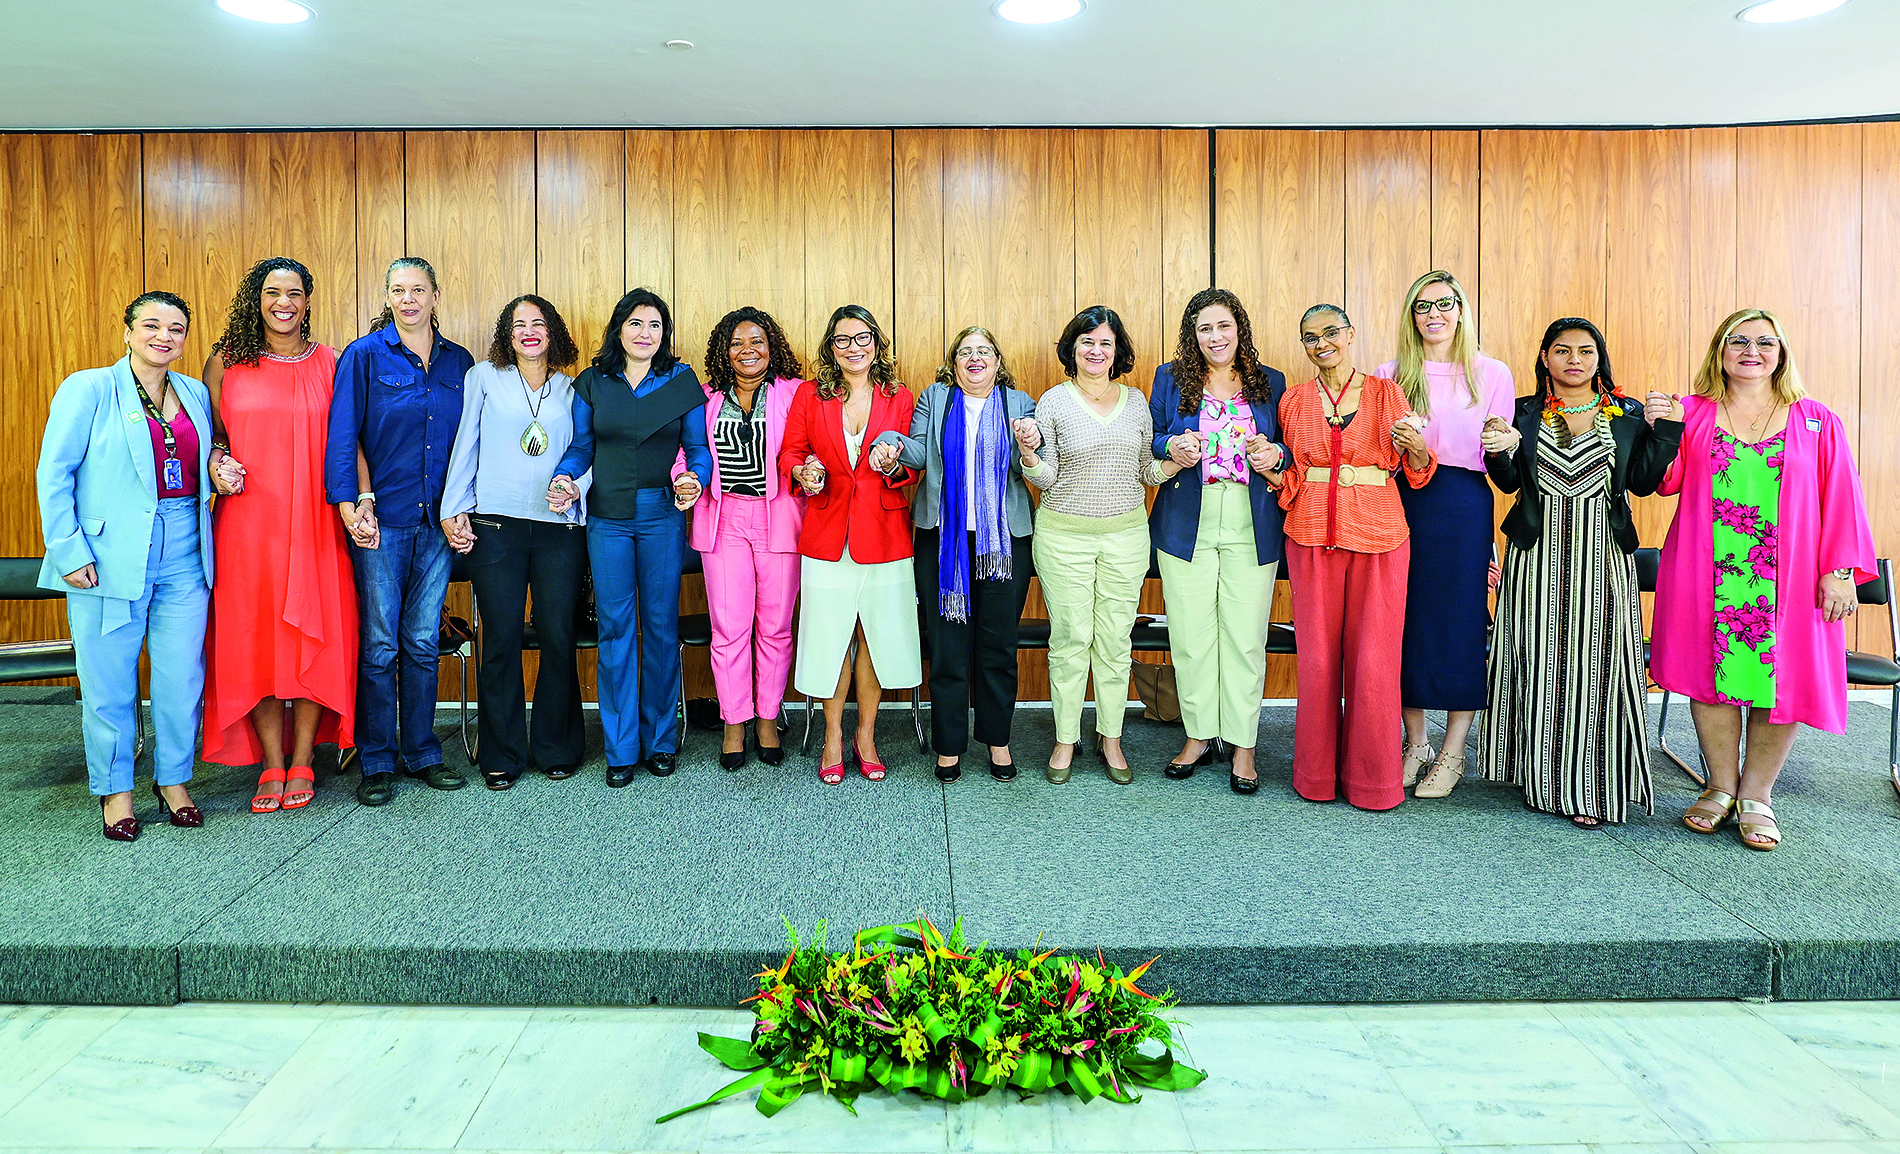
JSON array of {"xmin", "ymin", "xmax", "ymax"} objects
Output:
[
  {"xmin": 1012, "ymin": 418, "xmax": 1042, "ymax": 453},
  {"xmin": 672, "ymin": 472, "xmax": 704, "ymax": 510},
  {"xmin": 796, "ymin": 454, "xmax": 827, "ymax": 495},
  {"xmin": 867, "ymin": 441, "xmax": 901, "ymax": 476},
  {"xmin": 1391, "ymin": 415, "xmax": 1427, "ymax": 456},
  {"xmin": 441, "ymin": 513, "xmax": 477, "ymax": 555},
  {"xmin": 1168, "ymin": 431, "xmax": 1205, "ymax": 469},
  {"xmin": 547, "ymin": 475, "xmax": 580, "ymax": 514},
  {"xmin": 346, "ymin": 502, "xmax": 380, "ymax": 551},
  {"xmin": 63, "ymin": 563, "xmax": 98, "ymax": 590},
  {"xmin": 211, "ymin": 453, "xmax": 246, "ymax": 496},
  {"xmin": 1480, "ymin": 415, "xmax": 1521, "ymax": 455},
  {"xmin": 1820, "ymin": 572, "xmax": 1858, "ymax": 623},
  {"xmin": 1244, "ymin": 433, "xmax": 1283, "ymax": 476},
  {"xmin": 1644, "ymin": 391, "xmax": 1685, "ymax": 426},
  {"xmin": 1488, "ymin": 559, "xmax": 1503, "ymax": 592}
]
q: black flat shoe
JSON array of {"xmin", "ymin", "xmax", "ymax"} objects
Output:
[
  {"xmin": 1229, "ymin": 771, "xmax": 1259, "ymax": 795},
  {"xmin": 482, "ymin": 768, "xmax": 521, "ymax": 791},
  {"xmin": 1164, "ymin": 741, "xmax": 1216, "ymax": 780},
  {"xmin": 647, "ymin": 753, "xmax": 678, "ymax": 777},
  {"xmin": 544, "ymin": 764, "xmax": 579, "ymax": 780},
  {"xmin": 935, "ymin": 761, "xmax": 962, "ymax": 783},
  {"xmin": 605, "ymin": 764, "xmax": 637, "ymax": 788},
  {"xmin": 357, "ymin": 771, "xmax": 396, "ymax": 806},
  {"xmin": 401, "ymin": 764, "xmax": 467, "ymax": 791},
  {"xmin": 720, "ymin": 749, "xmax": 747, "ymax": 771},
  {"xmin": 988, "ymin": 758, "xmax": 1017, "ymax": 782}
]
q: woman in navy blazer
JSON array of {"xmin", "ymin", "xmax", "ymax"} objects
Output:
[
  {"xmin": 37, "ymin": 291, "xmax": 233, "ymax": 841},
  {"xmin": 1147, "ymin": 288, "xmax": 1290, "ymax": 793}
]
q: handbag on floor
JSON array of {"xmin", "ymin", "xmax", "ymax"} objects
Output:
[{"xmin": 1130, "ymin": 660, "xmax": 1181, "ymax": 723}]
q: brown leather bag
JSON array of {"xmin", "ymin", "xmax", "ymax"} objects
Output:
[{"xmin": 1130, "ymin": 660, "xmax": 1180, "ymax": 723}]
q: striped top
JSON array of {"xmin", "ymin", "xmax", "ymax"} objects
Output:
[
  {"xmin": 1277, "ymin": 373, "xmax": 1436, "ymax": 554},
  {"xmin": 1023, "ymin": 382, "xmax": 1169, "ymax": 529},
  {"xmin": 714, "ymin": 385, "xmax": 769, "ymax": 497}
]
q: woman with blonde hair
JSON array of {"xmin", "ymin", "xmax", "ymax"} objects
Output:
[
  {"xmin": 1374, "ymin": 271, "xmax": 1515, "ymax": 799},
  {"xmin": 1653, "ymin": 308, "xmax": 1873, "ymax": 851},
  {"xmin": 877, "ymin": 326, "xmax": 1036, "ymax": 782}
]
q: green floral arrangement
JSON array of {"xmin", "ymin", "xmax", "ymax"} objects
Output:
[{"xmin": 658, "ymin": 916, "xmax": 1205, "ymax": 1122}]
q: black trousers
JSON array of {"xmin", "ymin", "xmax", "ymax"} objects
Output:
[
  {"xmin": 466, "ymin": 513, "xmax": 587, "ymax": 774},
  {"xmin": 914, "ymin": 528, "xmax": 1033, "ymax": 755}
]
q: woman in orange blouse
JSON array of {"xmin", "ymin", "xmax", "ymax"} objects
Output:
[{"xmin": 1278, "ymin": 304, "xmax": 1435, "ymax": 810}]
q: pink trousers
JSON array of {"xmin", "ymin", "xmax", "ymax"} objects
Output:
[
  {"xmin": 704, "ymin": 494, "xmax": 800, "ymax": 723},
  {"xmin": 1285, "ymin": 540, "xmax": 1409, "ymax": 811}
]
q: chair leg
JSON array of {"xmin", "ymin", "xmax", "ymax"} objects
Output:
[
  {"xmin": 1656, "ymin": 689, "xmax": 1705, "ymax": 787},
  {"xmin": 801, "ymin": 693, "xmax": 816, "ymax": 755},
  {"xmin": 679, "ymin": 657, "xmax": 688, "ymax": 751},
  {"xmin": 913, "ymin": 687, "xmax": 927, "ymax": 754},
  {"xmin": 1889, "ymin": 686, "xmax": 1899, "ymax": 800},
  {"xmin": 457, "ymin": 651, "xmax": 477, "ymax": 764}
]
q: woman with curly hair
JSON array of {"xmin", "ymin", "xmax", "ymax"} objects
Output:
[
  {"xmin": 1147, "ymin": 288, "xmax": 1291, "ymax": 794},
  {"xmin": 201, "ymin": 257, "xmax": 358, "ymax": 813},
  {"xmin": 875, "ymin": 325, "xmax": 1037, "ymax": 783},
  {"xmin": 1653, "ymin": 309, "xmax": 1873, "ymax": 851},
  {"xmin": 677, "ymin": 305, "xmax": 808, "ymax": 770},
  {"xmin": 1481, "ymin": 318, "xmax": 1681, "ymax": 827},
  {"xmin": 441, "ymin": 294, "xmax": 586, "ymax": 789},
  {"xmin": 778, "ymin": 304, "xmax": 921, "ymax": 784}
]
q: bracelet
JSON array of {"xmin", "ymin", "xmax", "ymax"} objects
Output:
[
  {"xmin": 356, "ymin": 491, "xmax": 376, "ymax": 505},
  {"xmin": 1832, "ymin": 568, "xmax": 1854, "ymax": 581},
  {"xmin": 211, "ymin": 440, "xmax": 232, "ymax": 454}
]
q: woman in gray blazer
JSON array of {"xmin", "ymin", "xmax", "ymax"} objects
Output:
[
  {"xmin": 874, "ymin": 326, "xmax": 1036, "ymax": 783},
  {"xmin": 38, "ymin": 291, "xmax": 233, "ymax": 841}
]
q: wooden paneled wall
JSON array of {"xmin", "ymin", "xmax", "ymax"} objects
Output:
[{"xmin": 5, "ymin": 124, "xmax": 1897, "ymax": 707}]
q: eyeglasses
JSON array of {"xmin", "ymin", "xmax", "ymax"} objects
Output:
[
  {"xmin": 1726, "ymin": 335, "xmax": 1781, "ymax": 353},
  {"xmin": 1412, "ymin": 297, "xmax": 1460, "ymax": 315},
  {"xmin": 830, "ymin": 331, "xmax": 876, "ymax": 350},
  {"xmin": 955, "ymin": 345, "xmax": 995, "ymax": 360},
  {"xmin": 1300, "ymin": 325, "xmax": 1352, "ymax": 347}
]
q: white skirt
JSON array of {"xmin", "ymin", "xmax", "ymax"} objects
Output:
[{"xmin": 794, "ymin": 545, "xmax": 923, "ymax": 697}]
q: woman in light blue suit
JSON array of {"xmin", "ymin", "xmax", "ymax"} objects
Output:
[{"xmin": 37, "ymin": 291, "xmax": 230, "ymax": 841}]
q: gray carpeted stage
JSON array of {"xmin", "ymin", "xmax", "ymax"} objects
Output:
[{"xmin": 4, "ymin": 687, "xmax": 1899, "ymax": 1007}]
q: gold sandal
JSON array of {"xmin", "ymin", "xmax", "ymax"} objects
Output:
[
  {"xmin": 1401, "ymin": 743, "xmax": 1434, "ymax": 788},
  {"xmin": 1736, "ymin": 799, "xmax": 1780, "ymax": 851},
  {"xmin": 1414, "ymin": 753, "xmax": 1465, "ymax": 799},
  {"xmin": 1682, "ymin": 788, "xmax": 1736, "ymax": 834}
]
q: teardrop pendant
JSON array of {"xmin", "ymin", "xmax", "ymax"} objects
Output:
[{"xmin": 521, "ymin": 421, "xmax": 548, "ymax": 456}]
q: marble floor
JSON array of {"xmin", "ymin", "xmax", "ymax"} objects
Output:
[{"xmin": 2, "ymin": 999, "xmax": 1898, "ymax": 1154}]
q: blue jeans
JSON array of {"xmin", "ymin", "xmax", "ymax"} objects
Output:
[
  {"xmin": 587, "ymin": 490, "xmax": 686, "ymax": 765},
  {"xmin": 68, "ymin": 498, "xmax": 209, "ymax": 795},
  {"xmin": 351, "ymin": 522, "xmax": 452, "ymax": 775}
]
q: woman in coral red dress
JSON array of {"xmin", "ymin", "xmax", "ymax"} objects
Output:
[{"xmin": 201, "ymin": 257, "xmax": 358, "ymax": 812}]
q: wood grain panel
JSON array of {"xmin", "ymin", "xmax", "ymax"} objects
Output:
[
  {"xmin": 1344, "ymin": 130, "xmax": 1432, "ymax": 371},
  {"xmin": 536, "ymin": 130, "xmax": 625, "ymax": 361},
  {"xmin": 892, "ymin": 130, "xmax": 946, "ymax": 392},
  {"xmin": 402, "ymin": 131, "xmax": 536, "ymax": 357},
  {"xmin": 1160, "ymin": 129, "xmax": 1213, "ymax": 333},
  {"xmin": 1688, "ymin": 127, "xmax": 1738, "ymax": 341},
  {"xmin": 799, "ymin": 130, "xmax": 895, "ymax": 370},
  {"xmin": 673, "ymin": 130, "xmax": 807, "ymax": 374},
  {"xmin": 625, "ymin": 130, "xmax": 674, "ymax": 306},
  {"xmin": 1860, "ymin": 121, "xmax": 1900, "ymax": 662},
  {"xmin": 142, "ymin": 133, "xmax": 249, "ymax": 374},
  {"xmin": 353, "ymin": 132, "xmax": 405, "ymax": 334},
  {"xmin": 1430, "ymin": 131, "xmax": 1482, "ymax": 306},
  {"xmin": 1214, "ymin": 130, "xmax": 1346, "ymax": 385}
]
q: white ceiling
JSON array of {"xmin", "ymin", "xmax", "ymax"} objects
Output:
[{"xmin": 8, "ymin": 0, "xmax": 1897, "ymax": 130}]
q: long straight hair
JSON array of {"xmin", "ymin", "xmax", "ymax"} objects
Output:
[{"xmin": 1391, "ymin": 269, "xmax": 1482, "ymax": 420}]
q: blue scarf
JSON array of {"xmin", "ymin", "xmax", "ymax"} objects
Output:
[{"xmin": 938, "ymin": 388, "xmax": 1012, "ymax": 622}]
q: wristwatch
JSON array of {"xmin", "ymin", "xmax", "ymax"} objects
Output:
[
  {"xmin": 356, "ymin": 491, "xmax": 376, "ymax": 506},
  {"xmin": 1832, "ymin": 568, "xmax": 1854, "ymax": 581}
]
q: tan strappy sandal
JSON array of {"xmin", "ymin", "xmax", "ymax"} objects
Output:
[
  {"xmin": 1682, "ymin": 788, "xmax": 1736, "ymax": 834},
  {"xmin": 1736, "ymin": 798, "xmax": 1780, "ymax": 851},
  {"xmin": 1414, "ymin": 752, "xmax": 1465, "ymax": 799},
  {"xmin": 1401, "ymin": 743, "xmax": 1434, "ymax": 788}
]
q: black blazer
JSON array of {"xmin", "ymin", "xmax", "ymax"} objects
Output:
[{"xmin": 1486, "ymin": 394, "xmax": 1682, "ymax": 555}]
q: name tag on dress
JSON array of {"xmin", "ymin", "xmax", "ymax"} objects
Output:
[
  {"xmin": 1805, "ymin": 417, "xmax": 1822, "ymax": 431},
  {"xmin": 163, "ymin": 458, "xmax": 184, "ymax": 490}
]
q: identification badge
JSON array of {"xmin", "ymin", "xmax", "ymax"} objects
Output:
[
  {"xmin": 1806, "ymin": 417, "xmax": 1822, "ymax": 432},
  {"xmin": 163, "ymin": 458, "xmax": 184, "ymax": 490}
]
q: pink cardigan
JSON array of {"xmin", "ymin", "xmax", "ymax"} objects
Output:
[
  {"xmin": 1650, "ymin": 395, "xmax": 1875, "ymax": 732},
  {"xmin": 673, "ymin": 377, "xmax": 806, "ymax": 554}
]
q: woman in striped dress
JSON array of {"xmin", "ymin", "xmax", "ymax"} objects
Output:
[{"xmin": 1480, "ymin": 318, "xmax": 1683, "ymax": 826}]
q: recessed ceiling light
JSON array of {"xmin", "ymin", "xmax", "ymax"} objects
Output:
[
  {"xmin": 665, "ymin": 39, "xmax": 694, "ymax": 50},
  {"xmin": 216, "ymin": 0, "xmax": 314, "ymax": 23},
  {"xmin": 1737, "ymin": 0, "xmax": 1846, "ymax": 23},
  {"xmin": 995, "ymin": 0, "xmax": 1084, "ymax": 24}
]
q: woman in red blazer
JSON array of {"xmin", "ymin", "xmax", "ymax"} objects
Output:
[{"xmin": 779, "ymin": 305, "xmax": 922, "ymax": 784}]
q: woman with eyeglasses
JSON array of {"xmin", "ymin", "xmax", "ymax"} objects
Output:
[
  {"xmin": 679, "ymin": 306, "xmax": 807, "ymax": 771},
  {"xmin": 1278, "ymin": 305, "xmax": 1435, "ymax": 810},
  {"xmin": 1652, "ymin": 310, "xmax": 1873, "ymax": 851},
  {"xmin": 1147, "ymin": 289, "xmax": 1290, "ymax": 794},
  {"xmin": 1481, "ymin": 318, "xmax": 1679, "ymax": 828},
  {"xmin": 780, "ymin": 305, "xmax": 922, "ymax": 785},
  {"xmin": 1373, "ymin": 271, "xmax": 1515, "ymax": 800},
  {"xmin": 876, "ymin": 326, "xmax": 1036, "ymax": 783},
  {"xmin": 547, "ymin": 288, "xmax": 711, "ymax": 786}
]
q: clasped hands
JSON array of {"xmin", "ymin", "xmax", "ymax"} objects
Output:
[
  {"xmin": 1643, "ymin": 390, "xmax": 1686, "ymax": 425},
  {"xmin": 1480, "ymin": 415, "xmax": 1521, "ymax": 455},
  {"xmin": 210, "ymin": 451, "xmax": 246, "ymax": 496},
  {"xmin": 1165, "ymin": 431, "xmax": 1283, "ymax": 476}
]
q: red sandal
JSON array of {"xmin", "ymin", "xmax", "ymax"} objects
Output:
[
  {"xmin": 251, "ymin": 767, "xmax": 287, "ymax": 813},
  {"xmin": 852, "ymin": 739, "xmax": 886, "ymax": 782},
  {"xmin": 819, "ymin": 757, "xmax": 846, "ymax": 785},
  {"xmin": 282, "ymin": 765, "xmax": 316, "ymax": 810}
]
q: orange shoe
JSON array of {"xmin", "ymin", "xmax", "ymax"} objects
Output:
[
  {"xmin": 282, "ymin": 766, "xmax": 316, "ymax": 810},
  {"xmin": 251, "ymin": 767, "xmax": 287, "ymax": 813}
]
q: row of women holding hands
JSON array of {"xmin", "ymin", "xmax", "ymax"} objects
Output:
[{"xmin": 40, "ymin": 254, "xmax": 1872, "ymax": 856}]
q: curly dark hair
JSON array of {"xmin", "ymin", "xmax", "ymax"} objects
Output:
[
  {"xmin": 813, "ymin": 304, "xmax": 901, "ymax": 399},
  {"xmin": 705, "ymin": 306, "xmax": 803, "ymax": 392},
  {"xmin": 591, "ymin": 287, "xmax": 677, "ymax": 376},
  {"xmin": 486, "ymin": 294, "xmax": 579, "ymax": 371},
  {"xmin": 207, "ymin": 258, "xmax": 310, "ymax": 368},
  {"xmin": 1055, "ymin": 305, "xmax": 1136, "ymax": 379},
  {"xmin": 1532, "ymin": 317, "xmax": 1619, "ymax": 400},
  {"xmin": 1171, "ymin": 287, "xmax": 1271, "ymax": 415},
  {"xmin": 934, "ymin": 326, "xmax": 1018, "ymax": 391}
]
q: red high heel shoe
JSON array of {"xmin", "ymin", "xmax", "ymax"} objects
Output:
[
  {"xmin": 852, "ymin": 738, "xmax": 886, "ymax": 782},
  {"xmin": 251, "ymin": 767, "xmax": 286, "ymax": 813},
  {"xmin": 281, "ymin": 766, "xmax": 316, "ymax": 810},
  {"xmin": 100, "ymin": 796, "xmax": 139, "ymax": 842},
  {"xmin": 819, "ymin": 755, "xmax": 846, "ymax": 785},
  {"xmin": 152, "ymin": 782, "xmax": 203, "ymax": 828}
]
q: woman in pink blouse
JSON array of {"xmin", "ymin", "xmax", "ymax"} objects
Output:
[{"xmin": 1374, "ymin": 271, "xmax": 1516, "ymax": 800}]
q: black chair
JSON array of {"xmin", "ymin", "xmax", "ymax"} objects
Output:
[
  {"xmin": 440, "ymin": 552, "xmax": 476, "ymax": 761},
  {"xmin": 0, "ymin": 558, "xmax": 77, "ymax": 685},
  {"xmin": 679, "ymin": 547, "xmax": 711, "ymax": 745}
]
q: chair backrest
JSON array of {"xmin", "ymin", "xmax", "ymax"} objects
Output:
[
  {"xmin": 448, "ymin": 551, "xmax": 473, "ymax": 585},
  {"xmin": 1634, "ymin": 547, "xmax": 1660, "ymax": 595},
  {"xmin": 1857, "ymin": 559, "xmax": 1892, "ymax": 607},
  {"xmin": 682, "ymin": 547, "xmax": 703, "ymax": 576},
  {"xmin": 0, "ymin": 558, "xmax": 60, "ymax": 601}
]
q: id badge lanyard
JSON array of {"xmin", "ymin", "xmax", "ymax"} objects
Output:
[{"xmin": 138, "ymin": 377, "xmax": 185, "ymax": 491}]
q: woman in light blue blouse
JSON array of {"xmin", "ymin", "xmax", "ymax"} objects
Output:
[{"xmin": 442, "ymin": 294, "xmax": 587, "ymax": 790}]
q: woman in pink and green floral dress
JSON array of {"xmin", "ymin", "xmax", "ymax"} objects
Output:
[{"xmin": 1651, "ymin": 308, "xmax": 1875, "ymax": 853}]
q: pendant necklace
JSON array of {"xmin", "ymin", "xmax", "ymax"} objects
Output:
[
  {"xmin": 1320, "ymin": 370, "xmax": 1355, "ymax": 427},
  {"xmin": 520, "ymin": 367, "xmax": 552, "ymax": 456}
]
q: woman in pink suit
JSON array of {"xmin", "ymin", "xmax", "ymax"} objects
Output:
[
  {"xmin": 1652, "ymin": 308, "xmax": 1875, "ymax": 852},
  {"xmin": 676, "ymin": 307, "xmax": 806, "ymax": 769}
]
